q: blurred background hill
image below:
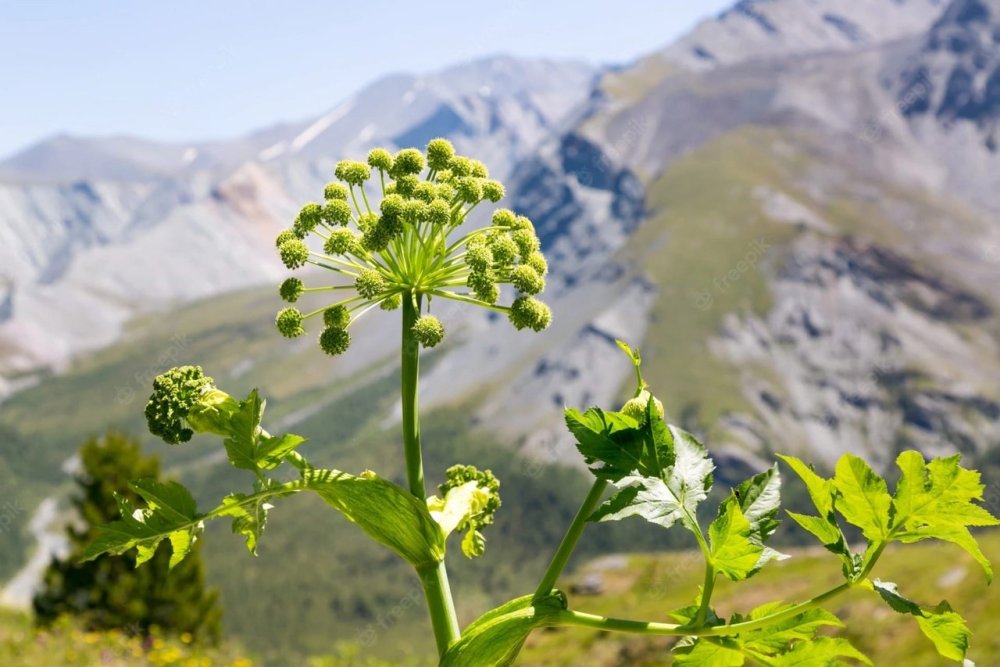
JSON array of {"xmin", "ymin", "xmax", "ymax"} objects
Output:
[{"xmin": 1, "ymin": 0, "xmax": 999, "ymax": 664}]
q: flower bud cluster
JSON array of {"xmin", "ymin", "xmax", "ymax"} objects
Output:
[
  {"xmin": 274, "ymin": 138, "xmax": 553, "ymax": 357},
  {"xmin": 144, "ymin": 366, "xmax": 239, "ymax": 445}
]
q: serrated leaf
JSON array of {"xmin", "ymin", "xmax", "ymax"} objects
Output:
[
  {"xmin": 81, "ymin": 480, "xmax": 201, "ymax": 567},
  {"xmin": 256, "ymin": 433, "xmax": 307, "ymax": 470},
  {"xmin": 772, "ymin": 637, "xmax": 871, "ymax": 665},
  {"xmin": 672, "ymin": 638, "xmax": 745, "ymax": 666},
  {"xmin": 592, "ymin": 425, "xmax": 713, "ymax": 534},
  {"xmin": 778, "ymin": 454, "xmax": 834, "ymax": 517},
  {"xmin": 167, "ymin": 530, "xmax": 194, "ymax": 569},
  {"xmin": 742, "ymin": 604, "xmax": 844, "ymax": 654},
  {"xmin": 440, "ymin": 592, "xmax": 566, "ymax": 667},
  {"xmin": 130, "ymin": 479, "xmax": 197, "ymax": 523},
  {"xmin": 733, "ymin": 465, "xmax": 782, "ymax": 542},
  {"xmin": 565, "ymin": 407, "xmax": 645, "ymax": 480},
  {"xmin": 832, "ymin": 454, "xmax": 892, "ymax": 541},
  {"xmin": 218, "ymin": 492, "xmax": 271, "ymax": 555},
  {"xmin": 709, "ymin": 497, "xmax": 765, "ymax": 581},
  {"xmin": 786, "ymin": 511, "xmax": 847, "ymax": 554},
  {"xmin": 892, "ymin": 452, "xmax": 999, "ymax": 582},
  {"xmin": 868, "ymin": 580, "xmax": 970, "ymax": 661},
  {"xmin": 916, "ymin": 604, "xmax": 970, "ymax": 662}
]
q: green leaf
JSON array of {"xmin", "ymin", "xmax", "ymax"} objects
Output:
[
  {"xmin": 786, "ymin": 511, "xmax": 846, "ymax": 555},
  {"xmin": 80, "ymin": 482, "xmax": 202, "ymax": 568},
  {"xmin": 592, "ymin": 425, "xmax": 713, "ymax": 534},
  {"xmin": 868, "ymin": 580, "xmax": 971, "ymax": 661},
  {"xmin": 672, "ymin": 638, "xmax": 745, "ymax": 666},
  {"xmin": 440, "ymin": 592, "xmax": 566, "ymax": 667},
  {"xmin": 130, "ymin": 479, "xmax": 197, "ymax": 523},
  {"xmin": 709, "ymin": 497, "xmax": 765, "ymax": 581},
  {"xmin": 565, "ymin": 407, "xmax": 645, "ymax": 480},
  {"xmin": 892, "ymin": 452, "xmax": 999, "ymax": 581},
  {"xmin": 217, "ymin": 492, "xmax": 272, "ymax": 555},
  {"xmin": 167, "ymin": 530, "xmax": 194, "ymax": 569},
  {"xmin": 772, "ymin": 637, "xmax": 872, "ymax": 665},
  {"xmin": 307, "ymin": 469, "xmax": 446, "ymax": 568},
  {"xmin": 778, "ymin": 454, "xmax": 834, "ymax": 517},
  {"xmin": 741, "ymin": 603, "xmax": 844, "ymax": 654},
  {"xmin": 733, "ymin": 465, "xmax": 782, "ymax": 542},
  {"xmin": 915, "ymin": 604, "xmax": 970, "ymax": 662},
  {"xmin": 832, "ymin": 454, "xmax": 892, "ymax": 541},
  {"xmin": 255, "ymin": 433, "xmax": 307, "ymax": 470}
]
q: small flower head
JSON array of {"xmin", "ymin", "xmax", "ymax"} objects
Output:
[
  {"xmin": 622, "ymin": 389, "xmax": 665, "ymax": 423},
  {"xmin": 380, "ymin": 293, "xmax": 402, "ymax": 311},
  {"xmin": 324, "ymin": 182, "xmax": 348, "ymax": 201},
  {"xmin": 511, "ymin": 265, "xmax": 545, "ymax": 295},
  {"xmin": 437, "ymin": 464, "xmax": 501, "ymax": 559},
  {"xmin": 274, "ymin": 141, "xmax": 552, "ymax": 356},
  {"xmin": 449, "ymin": 155, "xmax": 472, "ymax": 177},
  {"xmin": 279, "ymin": 277, "xmax": 304, "ymax": 303},
  {"xmin": 481, "ymin": 180, "xmax": 505, "ymax": 202},
  {"xmin": 324, "ymin": 228, "xmax": 358, "ymax": 256},
  {"xmin": 511, "ymin": 229, "xmax": 540, "ymax": 258},
  {"xmin": 367, "ymin": 148, "xmax": 394, "ymax": 172},
  {"xmin": 334, "ymin": 160, "xmax": 371, "ymax": 186},
  {"xmin": 355, "ymin": 269, "xmax": 386, "ymax": 299},
  {"xmin": 526, "ymin": 251, "xmax": 549, "ymax": 277},
  {"xmin": 427, "ymin": 199, "xmax": 451, "ymax": 226},
  {"xmin": 144, "ymin": 366, "xmax": 239, "ymax": 445},
  {"xmin": 455, "ymin": 177, "xmax": 483, "ymax": 204},
  {"xmin": 276, "ymin": 307, "xmax": 305, "ymax": 338},
  {"xmin": 319, "ymin": 327, "xmax": 351, "ymax": 356},
  {"xmin": 323, "ymin": 305, "xmax": 351, "ymax": 329},
  {"xmin": 470, "ymin": 160, "xmax": 488, "ymax": 178},
  {"xmin": 426, "ymin": 138, "xmax": 455, "ymax": 171},
  {"xmin": 466, "ymin": 244, "xmax": 493, "ymax": 272},
  {"xmin": 393, "ymin": 174, "xmax": 419, "ymax": 197},
  {"xmin": 322, "ymin": 199, "xmax": 353, "ymax": 226},
  {"xmin": 279, "ymin": 239, "xmax": 310, "ymax": 269},
  {"xmin": 492, "ymin": 209, "xmax": 517, "ymax": 228},
  {"xmin": 468, "ymin": 270, "xmax": 499, "ymax": 304},
  {"xmin": 412, "ymin": 315, "xmax": 445, "ymax": 348},
  {"xmin": 489, "ymin": 234, "xmax": 518, "ymax": 265},
  {"xmin": 509, "ymin": 296, "xmax": 551, "ymax": 332},
  {"xmin": 276, "ymin": 229, "xmax": 298, "ymax": 247},
  {"xmin": 392, "ymin": 148, "xmax": 425, "ymax": 176},
  {"xmin": 294, "ymin": 202, "xmax": 324, "ymax": 236}
]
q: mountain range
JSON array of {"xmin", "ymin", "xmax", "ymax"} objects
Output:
[{"xmin": 2, "ymin": 0, "xmax": 999, "ymax": 661}]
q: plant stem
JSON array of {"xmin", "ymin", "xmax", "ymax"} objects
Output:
[
  {"xmin": 401, "ymin": 294, "xmax": 426, "ymax": 498},
  {"xmin": 401, "ymin": 294, "xmax": 460, "ymax": 655},
  {"xmin": 534, "ymin": 478, "xmax": 608, "ymax": 600}
]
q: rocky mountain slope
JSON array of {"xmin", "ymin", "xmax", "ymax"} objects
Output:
[
  {"xmin": 2, "ymin": 0, "xmax": 1000, "ymax": 658},
  {"xmin": 0, "ymin": 57, "xmax": 595, "ymax": 387}
]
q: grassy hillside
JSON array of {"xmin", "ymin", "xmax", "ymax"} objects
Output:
[{"xmin": 5, "ymin": 531, "xmax": 997, "ymax": 665}]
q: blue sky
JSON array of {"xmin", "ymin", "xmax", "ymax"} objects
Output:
[{"xmin": 0, "ymin": 1, "xmax": 734, "ymax": 158}]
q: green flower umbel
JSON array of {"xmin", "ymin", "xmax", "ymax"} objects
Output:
[
  {"xmin": 274, "ymin": 138, "xmax": 552, "ymax": 356},
  {"xmin": 144, "ymin": 366, "xmax": 239, "ymax": 444}
]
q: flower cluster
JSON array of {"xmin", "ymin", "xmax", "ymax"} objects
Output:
[
  {"xmin": 438, "ymin": 464, "xmax": 501, "ymax": 559},
  {"xmin": 144, "ymin": 366, "xmax": 238, "ymax": 445},
  {"xmin": 274, "ymin": 138, "xmax": 552, "ymax": 355}
]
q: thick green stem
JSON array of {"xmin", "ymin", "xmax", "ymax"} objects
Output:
[
  {"xmin": 534, "ymin": 478, "xmax": 608, "ymax": 600},
  {"xmin": 401, "ymin": 294, "xmax": 460, "ymax": 654},
  {"xmin": 401, "ymin": 294, "xmax": 426, "ymax": 498},
  {"xmin": 417, "ymin": 562, "xmax": 460, "ymax": 654}
]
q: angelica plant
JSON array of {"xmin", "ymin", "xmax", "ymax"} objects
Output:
[{"xmin": 85, "ymin": 140, "xmax": 996, "ymax": 666}]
